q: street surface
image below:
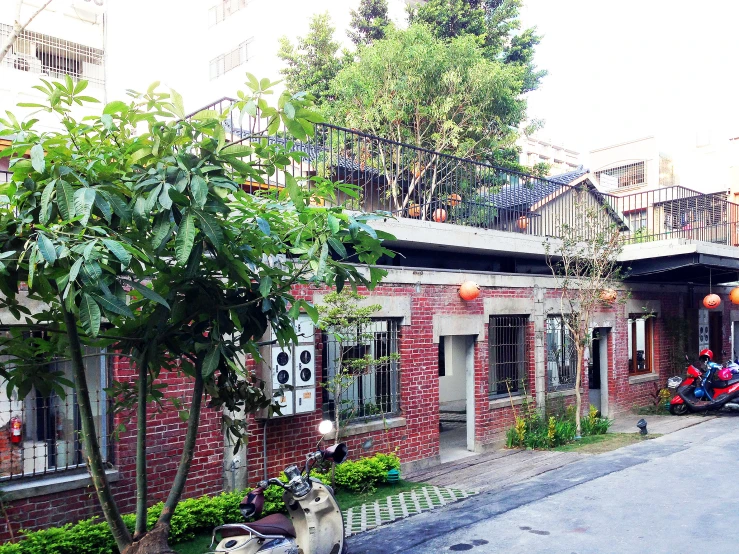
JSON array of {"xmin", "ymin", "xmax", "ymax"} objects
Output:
[{"xmin": 348, "ymin": 416, "xmax": 739, "ymax": 554}]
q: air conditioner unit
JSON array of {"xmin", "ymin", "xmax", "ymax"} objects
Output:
[{"xmin": 5, "ymin": 53, "xmax": 41, "ymax": 73}]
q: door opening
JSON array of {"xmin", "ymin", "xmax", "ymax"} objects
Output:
[
  {"xmin": 588, "ymin": 328, "xmax": 610, "ymax": 417},
  {"xmin": 438, "ymin": 335, "xmax": 476, "ymax": 463}
]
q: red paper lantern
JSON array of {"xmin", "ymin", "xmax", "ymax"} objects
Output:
[
  {"xmin": 448, "ymin": 193, "xmax": 462, "ymax": 207},
  {"xmin": 459, "ymin": 281, "xmax": 480, "ymax": 301},
  {"xmin": 408, "ymin": 203, "xmax": 421, "ymax": 218},
  {"xmin": 703, "ymin": 293, "xmax": 721, "ymax": 309},
  {"xmin": 730, "ymin": 287, "xmax": 739, "ymax": 305},
  {"xmin": 433, "ymin": 208, "xmax": 447, "ymax": 223},
  {"xmin": 599, "ymin": 289, "xmax": 617, "ymax": 304},
  {"xmin": 517, "ymin": 216, "xmax": 529, "ymax": 230}
]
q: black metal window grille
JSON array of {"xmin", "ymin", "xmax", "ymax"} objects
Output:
[
  {"xmin": 0, "ymin": 333, "xmax": 110, "ymax": 481},
  {"xmin": 595, "ymin": 161, "xmax": 646, "ymax": 189},
  {"xmin": 321, "ymin": 319, "xmax": 400, "ymax": 423},
  {"xmin": 489, "ymin": 316, "xmax": 529, "ymax": 397},
  {"xmin": 546, "ymin": 316, "xmax": 577, "ymax": 391}
]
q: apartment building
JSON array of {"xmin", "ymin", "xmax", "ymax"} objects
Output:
[{"xmin": 516, "ymin": 133, "xmax": 581, "ymax": 175}]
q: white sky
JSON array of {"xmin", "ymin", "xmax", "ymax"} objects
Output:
[
  {"xmin": 519, "ymin": 0, "xmax": 739, "ymax": 163},
  {"xmin": 103, "ymin": 0, "xmax": 739, "ymax": 184}
]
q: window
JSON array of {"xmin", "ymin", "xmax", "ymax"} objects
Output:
[
  {"xmin": 0, "ymin": 24, "xmax": 105, "ymax": 86},
  {"xmin": 209, "ymin": 39, "xmax": 253, "ymax": 80},
  {"xmin": 628, "ymin": 317, "xmax": 654, "ymax": 374},
  {"xmin": 322, "ymin": 319, "xmax": 400, "ymax": 423},
  {"xmin": 489, "ymin": 316, "xmax": 528, "ymax": 397},
  {"xmin": 0, "ymin": 332, "xmax": 109, "ymax": 481},
  {"xmin": 595, "ymin": 161, "xmax": 646, "ymax": 189},
  {"xmin": 208, "ymin": 0, "xmax": 248, "ymax": 26},
  {"xmin": 625, "ymin": 209, "xmax": 647, "ymax": 232},
  {"xmin": 546, "ymin": 316, "xmax": 577, "ymax": 391}
]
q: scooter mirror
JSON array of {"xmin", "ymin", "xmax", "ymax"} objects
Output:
[
  {"xmin": 318, "ymin": 420, "xmax": 334, "ymax": 435},
  {"xmin": 323, "ymin": 442, "xmax": 348, "ymax": 464}
]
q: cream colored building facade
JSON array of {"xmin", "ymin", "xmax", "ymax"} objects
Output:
[{"xmin": 516, "ymin": 134, "xmax": 581, "ymax": 176}]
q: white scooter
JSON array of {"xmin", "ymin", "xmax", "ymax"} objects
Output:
[{"xmin": 208, "ymin": 421, "xmax": 348, "ymax": 554}]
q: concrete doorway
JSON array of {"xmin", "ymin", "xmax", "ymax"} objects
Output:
[
  {"xmin": 588, "ymin": 328, "xmax": 610, "ymax": 417},
  {"xmin": 438, "ymin": 335, "xmax": 476, "ymax": 463}
]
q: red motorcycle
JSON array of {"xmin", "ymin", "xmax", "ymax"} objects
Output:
[{"xmin": 669, "ymin": 349, "xmax": 739, "ymax": 415}]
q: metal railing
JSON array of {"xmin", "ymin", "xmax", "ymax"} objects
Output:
[{"xmin": 605, "ymin": 187, "xmax": 739, "ymax": 246}]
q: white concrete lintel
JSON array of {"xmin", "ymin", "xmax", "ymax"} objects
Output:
[
  {"xmin": 483, "ymin": 297, "xmax": 535, "ymax": 317},
  {"xmin": 312, "ymin": 294, "xmax": 412, "ymax": 325},
  {"xmin": 433, "ymin": 314, "xmax": 484, "ymax": 343}
]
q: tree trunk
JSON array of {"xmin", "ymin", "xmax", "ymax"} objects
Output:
[
  {"xmin": 575, "ymin": 346, "xmax": 583, "ymax": 437},
  {"xmin": 134, "ymin": 352, "xmax": 149, "ymax": 538},
  {"xmin": 120, "ymin": 522, "xmax": 175, "ymax": 554},
  {"xmin": 0, "ymin": 0, "xmax": 55, "ymax": 64},
  {"xmin": 61, "ymin": 303, "xmax": 133, "ymax": 551}
]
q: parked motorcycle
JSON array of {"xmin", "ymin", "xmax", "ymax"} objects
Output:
[
  {"xmin": 208, "ymin": 420, "xmax": 348, "ymax": 554},
  {"xmin": 669, "ymin": 349, "xmax": 739, "ymax": 415}
]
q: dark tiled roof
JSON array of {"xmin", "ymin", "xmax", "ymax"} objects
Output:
[
  {"xmin": 547, "ymin": 167, "xmax": 588, "ymax": 185},
  {"xmin": 485, "ymin": 178, "xmax": 565, "ymax": 210}
]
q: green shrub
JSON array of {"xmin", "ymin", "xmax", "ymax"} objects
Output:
[
  {"xmin": 0, "ymin": 452, "xmax": 399, "ymax": 553},
  {"xmin": 506, "ymin": 401, "xmax": 607, "ymax": 450}
]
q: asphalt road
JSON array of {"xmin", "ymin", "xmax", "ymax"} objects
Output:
[{"xmin": 348, "ymin": 416, "xmax": 739, "ymax": 554}]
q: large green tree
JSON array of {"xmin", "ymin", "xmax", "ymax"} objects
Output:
[
  {"xmin": 0, "ymin": 75, "xmax": 391, "ymax": 554},
  {"xmin": 277, "ymin": 12, "xmax": 346, "ymax": 103},
  {"xmin": 348, "ymin": 0, "xmax": 391, "ymax": 46},
  {"xmin": 326, "ymin": 24, "xmax": 525, "ymax": 212},
  {"xmin": 410, "ymin": 0, "xmax": 546, "ymax": 92}
]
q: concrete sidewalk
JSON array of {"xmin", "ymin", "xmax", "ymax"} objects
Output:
[{"xmin": 406, "ymin": 413, "xmax": 714, "ymax": 493}]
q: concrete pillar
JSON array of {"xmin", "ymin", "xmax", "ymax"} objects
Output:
[{"xmin": 533, "ymin": 285, "xmax": 547, "ymax": 412}]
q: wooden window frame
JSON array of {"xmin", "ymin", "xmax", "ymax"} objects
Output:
[{"xmin": 628, "ymin": 316, "xmax": 654, "ymax": 375}]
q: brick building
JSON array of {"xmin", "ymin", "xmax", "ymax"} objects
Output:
[{"xmin": 4, "ymin": 103, "xmax": 739, "ymax": 539}]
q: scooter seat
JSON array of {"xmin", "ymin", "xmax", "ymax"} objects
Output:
[{"xmin": 220, "ymin": 514, "xmax": 296, "ymax": 538}]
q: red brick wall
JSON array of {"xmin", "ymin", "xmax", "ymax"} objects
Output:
[{"xmin": 0, "ymin": 357, "xmax": 223, "ymax": 540}]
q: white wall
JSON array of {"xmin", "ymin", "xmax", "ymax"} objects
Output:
[{"xmin": 439, "ymin": 336, "xmax": 467, "ymax": 404}]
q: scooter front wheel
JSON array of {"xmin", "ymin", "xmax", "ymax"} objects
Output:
[{"xmin": 669, "ymin": 402, "xmax": 689, "ymax": 416}]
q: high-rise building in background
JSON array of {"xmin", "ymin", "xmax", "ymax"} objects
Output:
[
  {"xmin": 516, "ymin": 134, "xmax": 581, "ymax": 175},
  {"xmin": 0, "ymin": 0, "xmax": 106, "ymax": 129}
]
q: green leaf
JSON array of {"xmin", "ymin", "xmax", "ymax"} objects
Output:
[
  {"xmin": 80, "ymin": 293, "xmax": 101, "ymax": 337},
  {"xmin": 93, "ymin": 193, "xmax": 112, "ymax": 223},
  {"xmin": 175, "ymin": 210, "xmax": 196, "ymax": 265},
  {"xmin": 88, "ymin": 291, "xmax": 134, "ymax": 318},
  {"xmin": 30, "ymin": 144, "xmax": 45, "ymax": 174},
  {"xmin": 256, "ymin": 217, "xmax": 271, "ymax": 236},
  {"xmin": 327, "ymin": 213, "xmax": 340, "ymax": 234},
  {"xmin": 190, "ymin": 175, "xmax": 208, "ymax": 208},
  {"xmin": 56, "ymin": 180, "xmax": 75, "ymax": 220},
  {"xmin": 102, "ymin": 238, "xmax": 132, "ymax": 267},
  {"xmin": 120, "ymin": 278, "xmax": 170, "ymax": 309},
  {"xmin": 259, "ymin": 275, "xmax": 272, "ymax": 298},
  {"xmin": 73, "ymin": 187, "xmax": 96, "ymax": 226},
  {"xmin": 327, "ymin": 237, "xmax": 347, "ymax": 258},
  {"xmin": 68, "ymin": 257, "xmax": 84, "ymax": 284},
  {"xmin": 103, "ymin": 100, "xmax": 127, "ymax": 115},
  {"xmin": 202, "ymin": 346, "xmax": 221, "ymax": 377},
  {"xmin": 170, "ymin": 88, "xmax": 185, "ymax": 119},
  {"xmin": 37, "ymin": 234, "xmax": 57, "ymax": 264},
  {"xmin": 39, "ymin": 179, "xmax": 56, "ymax": 225},
  {"xmin": 27, "ymin": 246, "xmax": 38, "ymax": 288},
  {"xmin": 193, "ymin": 209, "xmax": 223, "ymax": 250},
  {"xmin": 285, "ymin": 173, "xmax": 303, "ymax": 206}
]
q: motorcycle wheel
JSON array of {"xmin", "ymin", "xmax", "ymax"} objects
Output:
[{"xmin": 669, "ymin": 402, "xmax": 689, "ymax": 416}]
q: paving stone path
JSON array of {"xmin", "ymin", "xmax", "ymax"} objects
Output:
[{"xmin": 343, "ymin": 486, "xmax": 478, "ymax": 536}]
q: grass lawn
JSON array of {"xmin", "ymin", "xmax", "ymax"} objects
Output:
[
  {"xmin": 553, "ymin": 432, "xmax": 661, "ymax": 454},
  {"xmin": 174, "ymin": 480, "xmax": 424, "ymax": 553}
]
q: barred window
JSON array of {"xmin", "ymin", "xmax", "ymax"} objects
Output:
[
  {"xmin": 322, "ymin": 319, "xmax": 400, "ymax": 423},
  {"xmin": 595, "ymin": 161, "xmax": 646, "ymax": 189},
  {"xmin": 209, "ymin": 39, "xmax": 253, "ymax": 80},
  {"xmin": 0, "ymin": 24, "xmax": 105, "ymax": 86},
  {"xmin": 488, "ymin": 316, "xmax": 528, "ymax": 397},
  {"xmin": 546, "ymin": 316, "xmax": 577, "ymax": 391},
  {"xmin": 0, "ymin": 332, "xmax": 110, "ymax": 481},
  {"xmin": 208, "ymin": 0, "xmax": 248, "ymax": 26},
  {"xmin": 628, "ymin": 317, "xmax": 654, "ymax": 374}
]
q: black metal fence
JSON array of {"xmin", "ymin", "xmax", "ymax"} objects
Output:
[
  {"xmin": 488, "ymin": 316, "xmax": 529, "ymax": 398},
  {"xmin": 321, "ymin": 319, "xmax": 400, "ymax": 424}
]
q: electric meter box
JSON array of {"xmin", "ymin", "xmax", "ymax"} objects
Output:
[{"xmin": 258, "ymin": 314, "xmax": 317, "ymax": 419}]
